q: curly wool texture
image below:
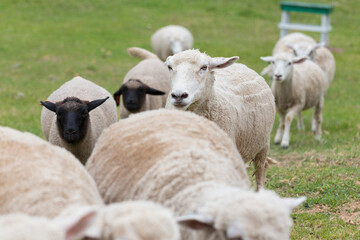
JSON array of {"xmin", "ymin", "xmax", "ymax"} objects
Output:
[
  {"xmin": 151, "ymin": 25, "xmax": 193, "ymax": 61},
  {"xmin": 86, "ymin": 110, "xmax": 297, "ymax": 240},
  {"xmin": 41, "ymin": 76, "xmax": 117, "ymax": 164},
  {"xmin": 119, "ymin": 47, "xmax": 170, "ymax": 119},
  {"xmin": 0, "ymin": 126, "xmax": 103, "ymax": 219}
]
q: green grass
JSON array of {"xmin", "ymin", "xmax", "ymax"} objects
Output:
[{"xmin": 0, "ymin": 0, "xmax": 359, "ymax": 238}]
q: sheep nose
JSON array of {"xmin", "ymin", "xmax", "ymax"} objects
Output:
[
  {"xmin": 65, "ymin": 129, "xmax": 77, "ymax": 135},
  {"xmin": 171, "ymin": 92, "xmax": 188, "ymax": 101},
  {"xmin": 275, "ymin": 74, "xmax": 282, "ymax": 79}
]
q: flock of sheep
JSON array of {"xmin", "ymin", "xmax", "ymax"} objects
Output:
[{"xmin": 0, "ymin": 24, "xmax": 335, "ymax": 240}]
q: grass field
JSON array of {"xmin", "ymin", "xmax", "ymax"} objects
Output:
[{"xmin": 0, "ymin": 0, "xmax": 359, "ymax": 238}]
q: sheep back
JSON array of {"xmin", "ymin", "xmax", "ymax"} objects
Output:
[
  {"xmin": 86, "ymin": 109, "xmax": 250, "ymax": 204},
  {"xmin": 0, "ymin": 126, "xmax": 103, "ymax": 218}
]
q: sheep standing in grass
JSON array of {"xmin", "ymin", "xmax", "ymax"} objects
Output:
[
  {"xmin": 0, "ymin": 211, "xmax": 97, "ymax": 240},
  {"xmin": 151, "ymin": 25, "xmax": 194, "ymax": 61},
  {"xmin": 164, "ymin": 49, "xmax": 275, "ymax": 189},
  {"xmin": 0, "ymin": 126, "xmax": 103, "ymax": 218},
  {"xmin": 86, "ymin": 109, "xmax": 305, "ymax": 240},
  {"xmin": 260, "ymin": 53, "xmax": 327, "ymax": 148},
  {"xmin": 113, "ymin": 47, "xmax": 170, "ymax": 119},
  {"xmin": 41, "ymin": 76, "xmax": 117, "ymax": 164}
]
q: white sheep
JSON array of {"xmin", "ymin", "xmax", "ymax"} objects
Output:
[
  {"xmin": 113, "ymin": 47, "xmax": 170, "ymax": 119},
  {"xmin": 40, "ymin": 76, "xmax": 117, "ymax": 164},
  {"xmin": 151, "ymin": 25, "xmax": 194, "ymax": 61},
  {"xmin": 86, "ymin": 109, "xmax": 305, "ymax": 240},
  {"xmin": 83, "ymin": 201, "xmax": 180, "ymax": 240},
  {"xmin": 260, "ymin": 53, "xmax": 327, "ymax": 148},
  {"xmin": 0, "ymin": 210, "xmax": 97, "ymax": 240},
  {"xmin": 0, "ymin": 126, "xmax": 103, "ymax": 218},
  {"xmin": 164, "ymin": 49, "xmax": 276, "ymax": 189}
]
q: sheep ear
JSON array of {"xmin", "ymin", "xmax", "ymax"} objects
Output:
[
  {"xmin": 40, "ymin": 101, "xmax": 57, "ymax": 112},
  {"xmin": 286, "ymin": 42, "xmax": 296, "ymax": 50},
  {"xmin": 293, "ymin": 56, "xmax": 308, "ymax": 64},
  {"xmin": 283, "ymin": 196, "xmax": 306, "ymax": 211},
  {"xmin": 226, "ymin": 224, "xmax": 246, "ymax": 239},
  {"xmin": 176, "ymin": 213, "xmax": 215, "ymax": 230},
  {"xmin": 113, "ymin": 88, "xmax": 123, "ymax": 106},
  {"xmin": 260, "ymin": 56, "xmax": 274, "ymax": 63},
  {"xmin": 146, "ymin": 87, "xmax": 165, "ymax": 96},
  {"xmin": 87, "ymin": 96, "xmax": 109, "ymax": 112},
  {"xmin": 210, "ymin": 56, "xmax": 239, "ymax": 69},
  {"xmin": 56, "ymin": 207, "xmax": 98, "ymax": 240}
]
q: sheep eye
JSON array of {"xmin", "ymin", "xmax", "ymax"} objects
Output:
[
  {"xmin": 288, "ymin": 62, "xmax": 292, "ymax": 66},
  {"xmin": 168, "ymin": 66, "xmax": 173, "ymax": 71},
  {"xmin": 200, "ymin": 65, "xmax": 208, "ymax": 71},
  {"xmin": 271, "ymin": 61, "xmax": 275, "ymax": 64}
]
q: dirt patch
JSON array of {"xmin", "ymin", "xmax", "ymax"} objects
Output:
[
  {"xmin": 337, "ymin": 201, "xmax": 360, "ymax": 226},
  {"xmin": 295, "ymin": 201, "xmax": 360, "ymax": 226}
]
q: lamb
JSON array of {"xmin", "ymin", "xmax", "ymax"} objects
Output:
[
  {"xmin": 260, "ymin": 53, "xmax": 327, "ymax": 148},
  {"xmin": 0, "ymin": 126, "xmax": 103, "ymax": 219},
  {"xmin": 0, "ymin": 210, "xmax": 97, "ymax": 240},
  {"xmin": 164, "ymin": 49, "xmax": 276, "ymax": 189},
  {"xmin": 113, "ymin": 47, "xmax": 170, "ymax": 119},
  {"xmin": 40, "ymin": 76, "xmax": 117, "ymax": 164},
  {"xmin": 83, "ymin": 201, "xmax": 180, "ymax": 240},
  {"xmin": 85, "ymin": 109, "xmax": 305, "ymax": 240},
  {"xmin": 262, "ymin": 32, "xmax": 335, "ymax": 86},
  {"xmin": 151, "ymin": 25, "xmax": 194, "ymax": 61}
]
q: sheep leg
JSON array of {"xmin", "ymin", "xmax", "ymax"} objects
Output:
[
  {"xmin": 281, "ymin": 106, "xmax": 302, "ymax": 149},
  {"xmin": 311, "ymin": 116, "xmax": 316, "ymax": 133},
  {"xmin": 297, "ymin": 112, "xmax": 305, "ymax": 130},
  {"xmin": 274, "ymin": 114, "xmax": 285, "ymax": 145},
  {"xmin": 254, "ymin": 146, "xmax": 268, "ymax": 191},
  {"xmin": 313, "ymin": 97, "xmax": 324, "ymax": 140}
]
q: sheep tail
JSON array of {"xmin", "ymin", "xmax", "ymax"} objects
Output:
[{"xmin": 127, "ymin": 47, "xmax": 158, "ymax": 60}]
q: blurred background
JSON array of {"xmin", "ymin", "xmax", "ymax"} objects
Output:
[{"xmin": 0, "ymin": 0, "xmax": 359, "ymax": 238}]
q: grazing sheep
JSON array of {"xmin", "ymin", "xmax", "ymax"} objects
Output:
[
  {"xmin": 260, "ymin": 53, "xmax": 327, "ymax": 148},
  {"xmin": 86, "ymin": 109, "xmax": 305, "ymax": 240},
  {"xmin": 0, "ymin": 210, "xmax": 97, "ymax": 240},
  {"xmin": 113, "ymin": 47, "xmax": 170, "ymax": 119},
  {"xmin": 0, "ymin": 126, "xmax": 103, "ymax": 218},
  {"xmin": 40, "ymin": 76, "xmax": 117, "ymax": 164},
  {"xmin": 83, "ymin": 201, "xmax": 180, "ymax": 240},
  {"xmin": 164, "ymin": 49, "xmax": 276, "ymax": 189},
  {"xmin": 151, "ymin": 25, "xmax": 194, "ymax": 61}
]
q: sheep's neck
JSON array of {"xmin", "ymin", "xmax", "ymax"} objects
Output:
[{"xmin": 272, "ymin": 76, "xmax": 295, "ymax": 111}]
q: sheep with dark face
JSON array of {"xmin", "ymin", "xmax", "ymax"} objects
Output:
[
  {"xmin": 40, "ymin": 76, "xmax": 117, "ymax": 164},
  {"xmin": 113, "ymin": 79, "xmax": 165, "ymax": 112},
  {"xmin": 113, "ymin": 47, "xmax": 170, "ymax": 119}
]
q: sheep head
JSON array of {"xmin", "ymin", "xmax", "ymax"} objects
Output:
[
  {"xmin": 40, "ymin": 96, "xmax": 109, "ymax": 144},
  {"xmin": 165, "ymin": 49, "xmax": 238, "ymax": 110},
  {"xmin": 260, "ymin": 53, "xmax": 307, "ymax": 83},
  {"xmin": 113, "ymin": 79, "xmax": 165, "ymax": 112},
  {"xmin": 177, "ymin": 189, "xmax": 305, "ymax": 240}
]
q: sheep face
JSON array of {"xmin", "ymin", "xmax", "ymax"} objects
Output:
[
  {"xmin": 40, "ymin": 96, "xmax": 109, "ymax": 144},
  {"xmin": 286, "ymin": 42, "xmax": 325, "ymax": 61},
  {"xmin": 113, "ymin": 79, "xmax": 165, "ymax": 111},
  {"xmin": 260, "ymin": 54, "xmax": 307, "ymax": 82},
  {"xmin": 177, "ymin": 190, "xmax": 305, "ymax": 240},
  {"xmin": 166, "ymin": 50, "xmax": 238, "ymax": 110}
]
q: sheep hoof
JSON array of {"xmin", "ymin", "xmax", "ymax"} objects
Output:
[
  {"xmin": 281, "ymin": 145, "xmax": 289, "ymax": 149},
  {"xmin": 274, "ymin": 141, "xmax": 280, "ymax": 145}
]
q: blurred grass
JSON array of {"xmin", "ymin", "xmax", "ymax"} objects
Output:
[{"xmin": 0, "ymin": 0, "xmax": 359, "ymax": 238}]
